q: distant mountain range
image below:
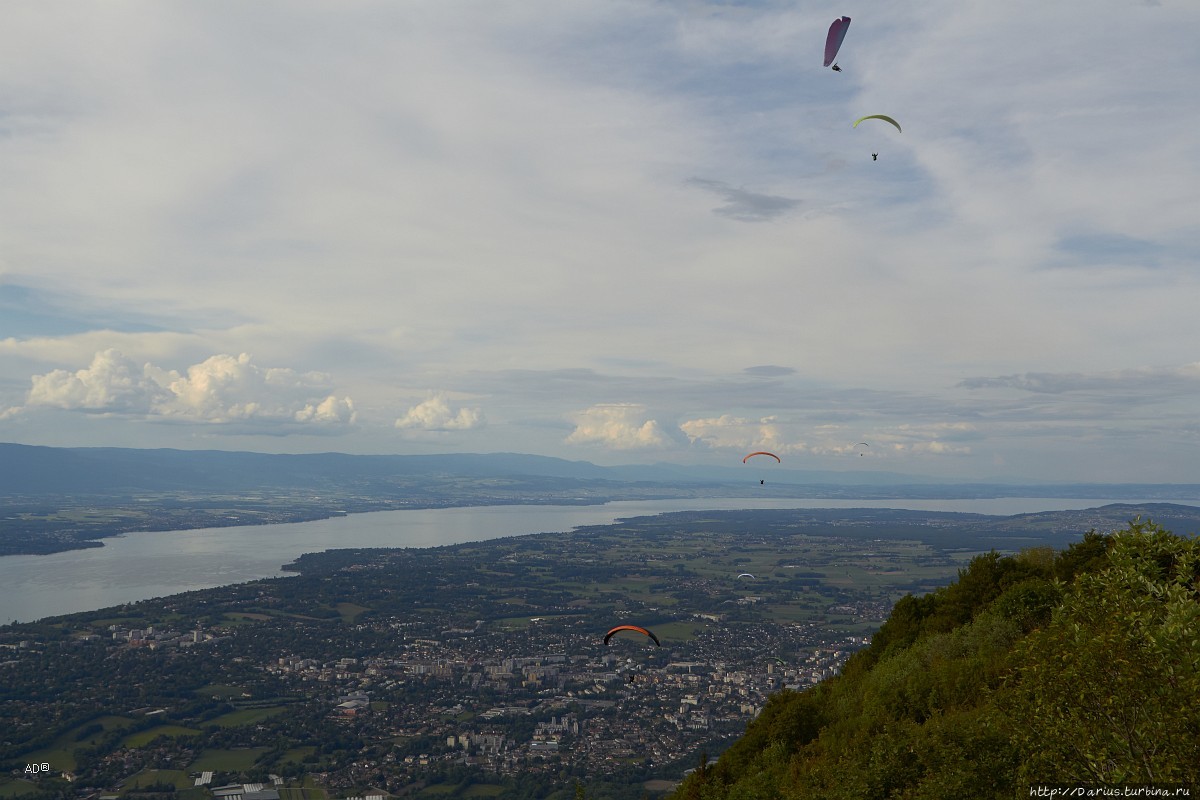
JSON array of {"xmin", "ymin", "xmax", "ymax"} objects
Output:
[
  {"xmin": 0, "ymin": 443, "xmax": 914, "ymax": 494},
  {"xmin": 2, "ymin": 442, "xmax": 1199, "ymax": 499}
]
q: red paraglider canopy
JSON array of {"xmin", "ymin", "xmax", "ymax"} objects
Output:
[
  {"xmin": 603, "ymin": 625, "xmax": 661, "ymax": 647},
  {"xmin": 742, "ymin": 451, "xmax": 781, "ymax": 464}
]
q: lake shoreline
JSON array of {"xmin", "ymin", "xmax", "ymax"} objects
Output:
[
  {"xmin": 7, "ymin": 482, "xmax": 1200, "ymax": 559},
  {"xmin": 3, "ymin": 497, "xmax": 1199, "ymax": 625}
]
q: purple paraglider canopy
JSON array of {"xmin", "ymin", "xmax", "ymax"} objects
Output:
[{"xmin": 824, "ymin": 16, "xmax": 851, "ymax": 67}]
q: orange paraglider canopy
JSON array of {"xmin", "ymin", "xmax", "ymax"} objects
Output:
[
  {"xmin": 742, "ymin": 451, "xmax": 781, "ymax": 463},
  {"xmin": 603, "ymin": 625, "xmax": 661, "ymax": 647}
]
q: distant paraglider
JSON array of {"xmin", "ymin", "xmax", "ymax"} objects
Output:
[
  {"xmin": 737, "ymin": 573, "xmax": 755, "ymax": 580},
  {"xmin": 743, "ymin": 451, "xmax": 780, "ymax": 486},
  {"xmin": 854, "ymin": 442, "xmax": 870, "ymax": 456},
  {"xmin": 824, "ymin": 16, "xmax": 851, "ymax": 71},
  {"xmin": 853, "ymin": 116, "xmax": 900, "ymax": 160},
  {"xmin": 604, "ymin": 625, "xmax": 661, "ymax": 647}
]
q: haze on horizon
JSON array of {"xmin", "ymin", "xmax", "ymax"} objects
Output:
[{"xmin": 1, "ymin": 1, "xmax": 1198, "ymax": 484}]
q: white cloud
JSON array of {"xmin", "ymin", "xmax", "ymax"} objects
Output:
[
  {"xmin": 294, "ymin": 395, "xmax": 356, "ymax": 425},
  {"xmin": 28, "ymin": 348, "xmax": 169, "ymax": 412},
  {"xmin": 909, "ymin": 441, "xmax": 971, "ymax": 456},
  {"xmin": 680, "ymin": 414, "xmax": 790, "ymax": 452},
  {"xmin": 872, "ymin": 423, "xmax": 977, "ymax": 457},
  {"xmin": 679, "ymin": 415, "xmax": 977, "ymax": 459},
  {"xmin": 21, "ymin": 350, "xmax": 356, "ymax": 430},
  {"xmin": 395, "ymin": 395, "xmax": 484, "ymax": 431},
  {"xmin": 566, "ymin": 404, "xmax": 667, "ymax": 450}
]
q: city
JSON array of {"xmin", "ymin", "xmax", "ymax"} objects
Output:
[{"xmin": 1, "ymin": 507, "xmax": 960, "ymax": 799}]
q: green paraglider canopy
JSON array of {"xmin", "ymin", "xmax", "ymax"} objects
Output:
[{"xmin": 852, "ymin": 115, "xmax": 902, "ymax": 133}]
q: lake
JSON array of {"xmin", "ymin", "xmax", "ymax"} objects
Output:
[{"xmin": 1, "ymin": 496, "xmax": 1192, "ymax": 624}]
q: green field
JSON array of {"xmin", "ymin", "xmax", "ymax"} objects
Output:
[
  {"xmin": 278, "ymin": 746, "xmax": 316, "ymax": 766},
  {"xmin": 0, "ymin": 780, "xmax": 39, "ymax": 798},
  {"xmin": 76, "ymin": 715, "xmax": 134, "ymax": 742},
  {"xmin": 334, "ymin": 602, "xmax": 371, "ymax": 623},
  {"xmin": 187, "ymin": 748, "xmax": 269, "ymax": 773},
  {"xmin": 648, "ymin": 620, "xmax": 705, "ymax": 642},
  {"xmin": 21, "ymin": 745, "xmax": 73, "ymax": 772},
  {"xmin": 123, "ymin": 726, "xmax": 202, "ymax": 748},
  {"xmin": 22, "ymin": 715, "xmax": 138, "ymax": 772},
  {"xmin": 196, "ymin": 684, "xmax": 247, "ymax": 699},
  {"xmin": 121, "ymin": 769, "xmax": 191, "ymax": 791},
  {"xmin": 503, "ymin": 528, "xmax": 963, "ymax": 629},
  {"xmin": 279, "ymin": 788, "xmax": 329, "ymax": 800},
  {"xmin": 208, "ymin": 706, "xmax": 288, "ymax": 727}
]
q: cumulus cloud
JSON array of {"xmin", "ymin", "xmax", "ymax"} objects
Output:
[
  {"xmin": 29, "ymin": 349, "xmax": 170, "ymax": 412},
  {"xmin": 682, "ymin": 415, "xmax": 876, "ymax": 456},
  {"xmin": 295, "ymin": 395, "xmax": 357, "ymax": 425},
  {"xmin": 395, "ymin": 395, "xmax": 484, "ymax": 431},
  {"xmin": 680, "ymin": 414, "xmax": 790, "ymax": 452},
  {"xmin": 566, "ymin": 404, "xmax": 667, "ymax": 450},
  {"xmin": 680, "ymin": 415, "xmax": 977, "ymax": 458},
  {"xmin": 22, "ymin": 349, "xmax": 356, "ymax": 429},
  {"xmin": 679, "ymin": 416, "xmax": 867, "ymax": 457},
  {"xmin": 872, "ymin": 423, "xmax": 977, "ymax": 457}
]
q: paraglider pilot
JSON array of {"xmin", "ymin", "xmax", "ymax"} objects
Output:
[
  {"xmin": 831, "ymin": 63, "xmax": 842, "ymax": 72},
  {"xmin": 871, "ymin": 153, "xmax": 878, "ymax": 161}
]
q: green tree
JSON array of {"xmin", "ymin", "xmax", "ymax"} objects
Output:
[{"xmin": 1004, "ymin": 520, "xmax": 1200, "ymax": 786}]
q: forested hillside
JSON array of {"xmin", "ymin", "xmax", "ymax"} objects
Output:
[{"xmin": 673, "ymin": 520, "xmax": 1200, "ymax": 798}]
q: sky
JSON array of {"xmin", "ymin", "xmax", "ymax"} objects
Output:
[{"xmin": 1, "ymin": 0, "xmax": 1198, "ymax": 483}]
